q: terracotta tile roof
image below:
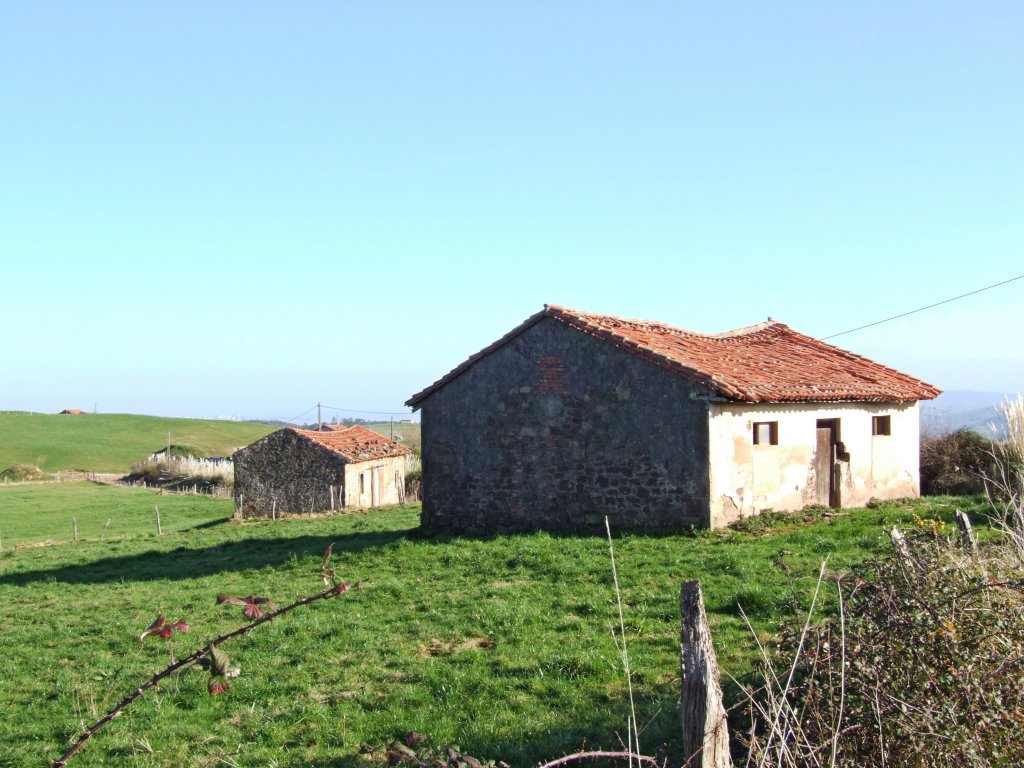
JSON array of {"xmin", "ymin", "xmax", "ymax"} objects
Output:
[
  {"xmin": 406, "ymin": 304, "xmax": 941, "ymax": 406},
  {"xmin": 292, "ymin": 425, "xmax": 411, "ymax": 462}
]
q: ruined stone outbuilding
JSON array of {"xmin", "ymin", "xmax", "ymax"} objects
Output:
[
  {"xmin": 406, "ymin": 304, "xmax": 940, "ymax": 534},
  {"xmin": 233, "ymin": 425, "xmax": 411, "ymax": 517}
]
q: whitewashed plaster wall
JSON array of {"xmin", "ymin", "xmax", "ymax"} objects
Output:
[
  {"xmin": 343, "ymin": 454, "xmax": 407, "ymax": 509},
  {"xmin": 707, "ymin": 401, "xmax": 921, "ymax": 527}
]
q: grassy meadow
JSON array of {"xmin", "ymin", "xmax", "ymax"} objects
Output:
[
  {"xmin": 0, "ymin": 412, "xmax": 275, "ymax": 473},
  {"xmin": 0, "ymin": 483, "xmax": 231, "ymax": 548},
  {"xmin": 0, "ymin": 481, "xmax": 989, "ymax": 767}
]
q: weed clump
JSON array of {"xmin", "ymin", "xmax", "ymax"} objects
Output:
[
  {"xmin": 743, "ymin": 522, "xmax": 1024, "ymax": 766},
  {"xmin": 729, "ymin": 505, "xmax": 828, "ymax": 533},
  {"xmin": 126, "ymin": 454, "xmax": 233, "ymax": 494},
  {"xmin": 0, "ymin": 463, "xmax": 47, "ymax": 482}
]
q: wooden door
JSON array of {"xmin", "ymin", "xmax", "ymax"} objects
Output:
[{"xmin": 815, "ymin": 419, "xmax": 842, "ymax": 508}]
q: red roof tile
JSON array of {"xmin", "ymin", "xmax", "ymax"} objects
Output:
[
  {"xmin": 406, "ymin": 305, "xmax": 941, "ymax": 406},
  {"xmin": 292, "ymin": 425, "xmax": 411, "ymax": 462}
]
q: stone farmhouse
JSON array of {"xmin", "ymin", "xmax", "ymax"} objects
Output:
[
  {"xmin": 233, "ymin": 425, "xmax": 410, "ymax": 517},
  {"xmin": 406, "ymin": 304, "xmax": 940, "ymax": 533}
]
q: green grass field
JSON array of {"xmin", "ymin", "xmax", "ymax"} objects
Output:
[
  {"xmin": 0, "ymin": 483, "xmax": 989, "ymax": 767},
  {"xmin": 0, "ymin": 412, "xmax": 275, "ymax": 473},
  {"xmin": 364, "ymin": 421, "xmax": 421, "ymax": 452},
  {"xmin": 0, "ymin": 483, "xmax": 232, "ymax": 548}
]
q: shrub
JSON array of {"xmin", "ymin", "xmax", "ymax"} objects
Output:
[
  {"xmin": 126, "ymin": 455, "xmax": 234, "ymax": 492},
  {"xmin": 0, "ymin": 463, "xmax": 48, "ymax": 482},
  {"xmin": 985, "ymin": 395, "xmax": 1024, "ymax": 564},
  {"xmin": 742, "ymin": 524, "xmax": 1024, "ymax": 766},
  {"xmin": 920, "ymin": 428, "xmax": 994, "ymax": 496},
  {"xmin": 405, "ymin": 467, "xmax": 422, "ymax": 501}
]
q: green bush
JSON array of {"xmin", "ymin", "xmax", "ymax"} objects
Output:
[
  {"xmin": 744, "ymin": 523, "xmax": 1024, "ymax": 766},
  {"xmin": 0, "ymin": 463, "xmax": 48, "ymax": 482},
  {"xmin": 405, "ymin": 467, "xmax": 422, "ymax": 501},
  {"xmin": 919, "ymin": 428, "xmax": 994, "ymax": 496}
]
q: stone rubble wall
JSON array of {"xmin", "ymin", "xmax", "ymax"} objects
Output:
[
  {"xmin": 418, "ymin": 317, "xmax": 712, "ymax": 533},
  {"xmin": 233, "ymin": 429, "xmax": 346, "ymax": 517}
]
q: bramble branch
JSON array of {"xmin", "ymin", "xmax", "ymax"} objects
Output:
[{"xmin": 53, "ymin": 579, "xmax": 350, "ymax": 767}]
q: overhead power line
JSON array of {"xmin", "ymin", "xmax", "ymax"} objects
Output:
[
  {"xmin": 321, "ymin": 404, "xmax": 411, "ymax": 417},
  {"xmin": 822, "ymin": 272, "xmax": 1024, "ymax": 341},
  {"xmin": 279, "ymin": 406, "xmax": 317, "ymax": 424}
]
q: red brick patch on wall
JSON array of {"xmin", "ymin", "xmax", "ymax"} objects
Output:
[{"xmin": 536, "ymin": 356, "xmax": 565, "ymax": 394}]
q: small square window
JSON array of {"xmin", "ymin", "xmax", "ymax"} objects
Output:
[
  {"xmin": 753, "ymin": 421, "xmax": 778, "ymax": 445},
  {"xmin": 872, "ymin": 415, "xmax": 892, "ymax": 436}
]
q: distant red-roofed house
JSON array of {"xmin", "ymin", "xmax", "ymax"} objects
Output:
[
  {"xmin": 59, "ymin": 409, "xmax": 84, "ymax": 415},
  {"xmin": 232, "ymin": 425, "xmax": 411, "ymax": 517},
  {"xmin": 406, "ymin": 305, "xmax": 941, "ymax": 532}
]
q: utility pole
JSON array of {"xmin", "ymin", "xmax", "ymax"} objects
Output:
[
  {"xmin": 390, "ymin": 417, "xmax": 393, "ymax": 440},
  {"xmin": 317, "ymin": 403, "xmax": 322, "ymax": 431}
]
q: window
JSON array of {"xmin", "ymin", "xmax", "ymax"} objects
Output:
[
  {"xmin": 872, "ymin": 415, "xmax": 892, "ymax": 436},
  {"xmin": 359, "ymin": 473, "xmax": 365, "ymax": 494},
  {"xmin": 753, "ymin": 421, "xmax": 779, "ymax": 445}
]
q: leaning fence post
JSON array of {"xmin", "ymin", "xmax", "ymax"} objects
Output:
[
  {"xmin": 955, "ymin": 509, "xmax": 978, "ymax": 552},
  {"xmin": 890, "ymin": 527, "xmax": 915, "ymax": 567},
  {"xmin": 680, "ymin": 580, "xmax": 732, "ymax": 768},
  {"xmin": 154, "ymin": 506, "xmax": 162, "ymax": 535}
]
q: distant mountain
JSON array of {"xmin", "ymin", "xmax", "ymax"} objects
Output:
[{"xmin": 921, "ymin": 390, "xmax": 1016, "ymax": 438}]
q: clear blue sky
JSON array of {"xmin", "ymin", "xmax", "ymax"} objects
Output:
[{"xmin": 2, "ymin": 2, "xmax": 1021, "ymax": 420}]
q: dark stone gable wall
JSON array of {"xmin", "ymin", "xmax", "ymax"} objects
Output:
[
  {"xmin": 233, "ymin": 430, "xmax": 346, "ymax": 517},
  {"xmin": 418, "ymin": 318, "xmax": 712, "ymax": 533}
]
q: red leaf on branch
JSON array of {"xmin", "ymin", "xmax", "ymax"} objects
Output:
[
  {"xmin": 140, "ymin": 615, "xmax": 167, "ymax": 641},
  {"xmin": 218, "ymin": 595, "xmax": 279, "ymax": 619},
  {"xmin": 140, "ymin": 616, "xmax": 189, "ymax": 641}
]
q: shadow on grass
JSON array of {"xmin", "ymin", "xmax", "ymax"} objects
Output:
[
  {"xmin": 298, "ymin": 685, "xmax": 688, "ymax": 768},
  {"xmin": 0, "ymin": 529, "xmax": 408, "ymax": 587}
]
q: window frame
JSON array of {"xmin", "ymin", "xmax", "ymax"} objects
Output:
[{"xmin": 752, "ymin": 421, "xmax": 779, "ymax": 446}]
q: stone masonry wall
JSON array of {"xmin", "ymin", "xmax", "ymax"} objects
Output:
[
  {"xmin": 418, "ymin": 317, "xmax": 711, "ymax": 533},
  {"xmin": 233, "ymin": 429, "xmax": 346, "ymax": 517}
]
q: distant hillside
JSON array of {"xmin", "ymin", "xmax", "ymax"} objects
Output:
[
  {"xmin": 921, "ymin": 390, "xmax": 1017, "ymax": 438},
  {"xmin": 0, "ymin": 412, "xmax": 275, "ymax": 473}
]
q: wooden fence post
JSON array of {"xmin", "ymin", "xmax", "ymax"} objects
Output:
[
  {"xmin": 890, "ymin": 527, "xmax": 916, "ymax": 567},
  {"xmin": 955, "ymin": 509, "xmax": 978, "ymax": 552},
  {"xmin": 154, "ymin": 506, "xmax": 162, "ymax": 535},
  {"xmin": 680, "ymin": 580, "xmax": 732, "ymax": 768},
  {"xmin": 272, "ymin": 499, "xmax": 277, "ymax": 521},
  {"xmin": 72, "ymin": 517, "xmax": 78, "ymax": 542}
]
